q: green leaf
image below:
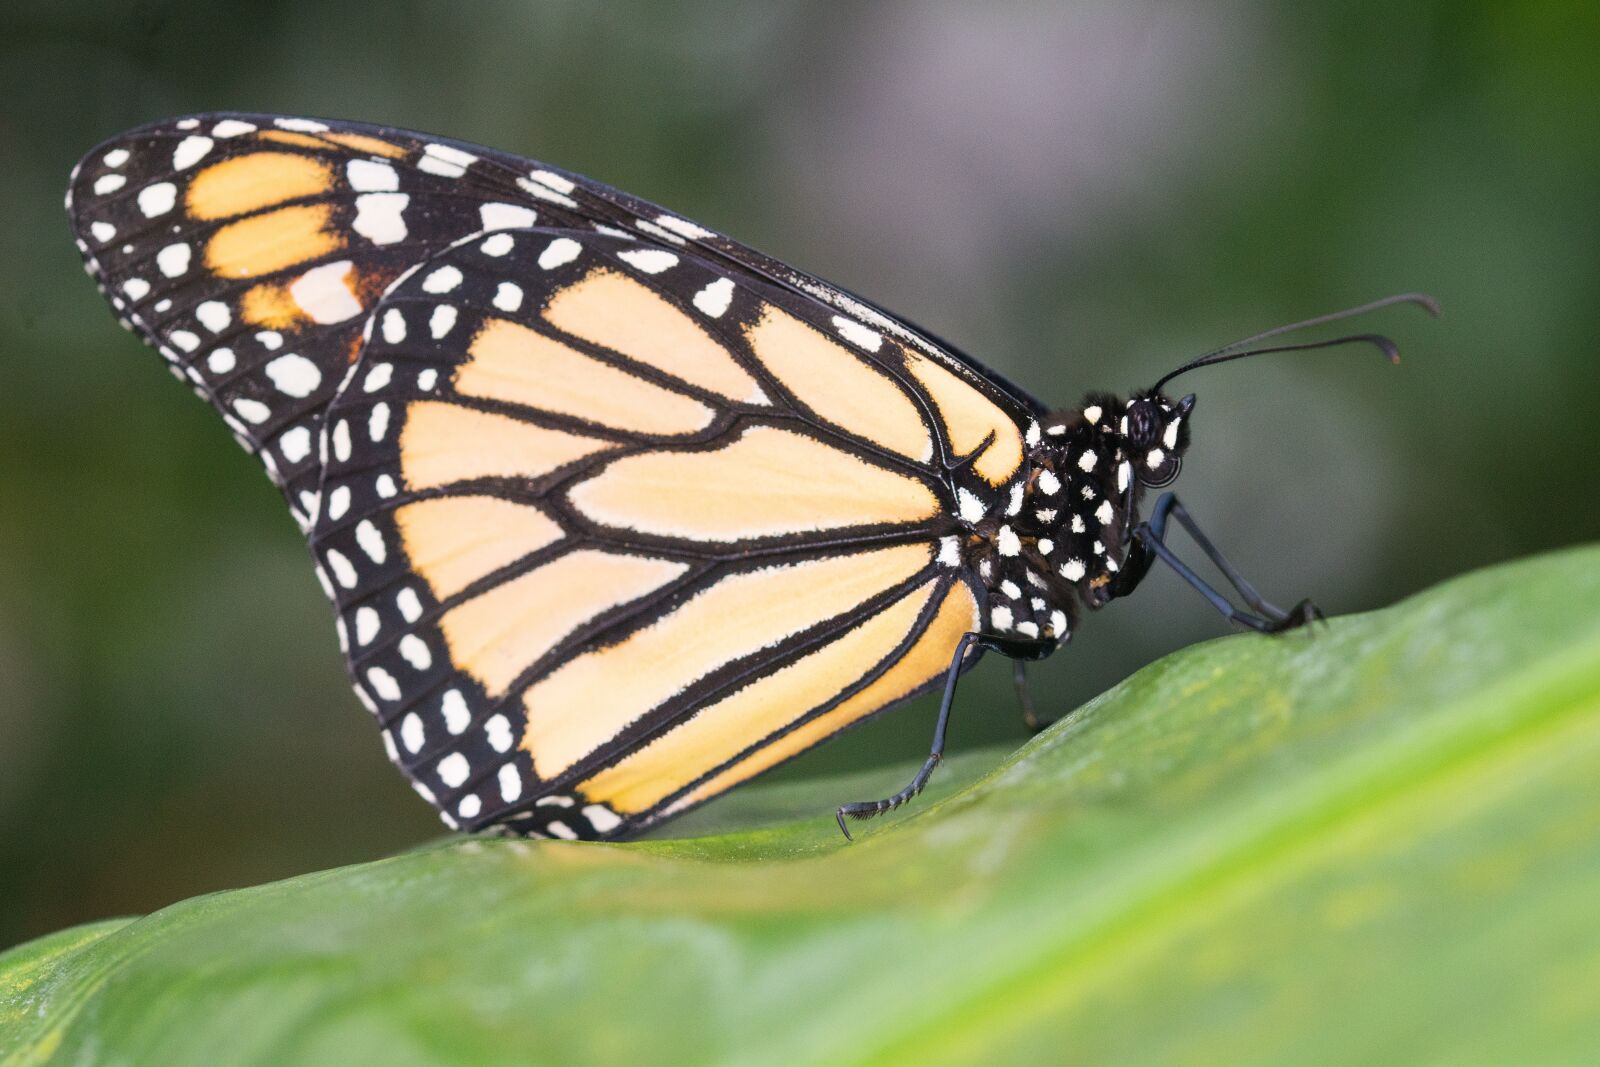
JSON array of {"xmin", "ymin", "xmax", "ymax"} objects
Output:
[{"xmin": 5, "ymin": 546, "xmax": 1600, "ymax": 1067}]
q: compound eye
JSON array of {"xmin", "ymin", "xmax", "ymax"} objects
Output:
[{"xmin": 1126, "ymin": 402, "xmax": 1160, "ymax": 448}]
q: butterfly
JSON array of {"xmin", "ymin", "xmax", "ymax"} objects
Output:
[{"xmin": 66, "ymin": 113, "xmax": 1434, "ymax": 841}]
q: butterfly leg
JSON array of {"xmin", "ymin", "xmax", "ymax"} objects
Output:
[
  {"xmin": 1015, "ymin": 660, "xmax": 1061, "ymax": 734},
  {"xmin": 836, "ymin": 631, "xmax": 988, "ymax": 840},
  {"xmin": 1115, "ymin": 494, "xmax": 1319, "ymax": 634},
  {"xmin": 1150, "ymin": 494, "xmax": 1304, "ymax": 623}
]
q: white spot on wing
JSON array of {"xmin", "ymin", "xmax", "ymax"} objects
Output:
[
  {"xmin": 137, "ymin": 182, "xmax": 176, "ymax": 217},
  {"xmin": 355, "ymin": 607, "xmax": 380, "ymax": 645},
  {"xmin": 401, "ymin": 713, "xmax": 425, "ymax": 753},
  {"xmin": 156, "ymin": 243, "xmax": 191, "ymax": 277},
  {"xmin": 172, "ymin": 135, "xmax": 212, "ymax": 170},
  {"xmin": 232, "ymin": 398, "xmax": 270, "ymax": 424},
  {"xmin": 327, "ymin": 485, "xmax": 351, "ymax": 520},
  {"xmin": 617, "ymin": 248, "xmax": 678, "ymax": 274},
  {"xmin": 430, "ymin": 305, "xmax": 457, "ymax": 338},
  {"xmin": 369, "ymin": 402, "xmax": 390, "ymax": 441},
  {"xmin": 346, "ymin": 158, "xmax": 398, "ymax": 192},
  {"xmin": 332, "ymin": 419, "xmax": 353, "ymax": 462},
  {"xmin": 538, "ymin": 237, "xmax": 581, "ymax": 269},
  {"xmin": 195, "ymin": 301, "xmax": 230, "ymax": 332},
  {"xmin": 693, "ymin": 277, "xmax": 735, "ymax": 317},
  {"xmin": 527, "ymin": 169, "xmax": 575, "ymax": 194},
  {"xmin": 441, "ymin": 689, "xmax": 470, "ymax": 734},
  {"xmin": 355, "ymin": 519, "xmax": 387, "ymax": 563},
  {"xmin": 422, "ymin": 265, "xmax": 463, "ymax": 293},
  {"xmin": 353, "ymin": 192, "xmax": 409, "ymax": 246},
  {"xmin": 326, "ymin": 548, "xmax": 358, "ymax": 588},
  {"xmin": 485, "ymin": 714, "xmax": 513, "ymax": 753},
  {"xmin": 493, "ymin": 282, "xmax": 523, "ymax": 312},
  {"xmin": 480, "ymin": 202, "xmax": 537, "ymax": 231},
  {"xmin": 398, "ymin": 634, "xmax": 432, "ymax": 671},
  {"xmin": 437, "ymin": 752, "xmax": 470, "ymax": 787},
  {"xmin": 382, "ymin": 308, "xmax": 406, "ymax": 344},
  {"xmin": 278, "ymin": 426, "xmax": 312, "ymax": 463},
  {"xmin": 654, "ymin": 214, "xmax": 712, "ymax": 239},
  {"xmin": 265, "ymin": 354, "xmax": 321, "ymax": 398}
]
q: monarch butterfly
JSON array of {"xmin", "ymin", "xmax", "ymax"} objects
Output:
[{"xmin": 66, "ymin": 114, "xmax": 1434, "ymax": 841}]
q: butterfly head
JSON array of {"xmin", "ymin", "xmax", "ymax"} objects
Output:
[{"xmin": 1117, "ymin": 390, "xmax": 1195, "ymax": 491}]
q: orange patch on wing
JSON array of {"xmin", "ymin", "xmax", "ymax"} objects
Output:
[
  {"xmin": 398, "ymin": 401, "xmax": 616, "ymax": 492},
  {"xmin": 205, "ymin": 204, "xmax": 344, "ymax": 279},
  {"xmin": 745, "ymin": 305, "xmax": 930, "ymax": 461},
  {"xmin": 439, "ymin": 549, "xmax": 688, "ymax": 698},
  {"xmin": 521, "ymin": 543, "xmax": 933, "ymax": 779},
  {"xmin": 567, "ymin": 425, "xmax": 940, "ymax": 541},
  {"xmin": 458, "ymin": 319, "xmax": 715, "ymax": 436},
  {"xmin": 663, "ymin": 579, "xmax": 979, "ymax": 815},
  {"xmin": 322, "ymin": 132, "xmax": 406, "ymax": 158},
  {"xmin": 904, "ymin": 350, "xmax": 1025, "ymax": 486},
  {"xmin": 394, "ymin": 494, "xmax": 564, "ymax": 601},
  {"xmin": 544, "ymin": 268, "xmax": 762, "ymax": 404},
  {"xmin": 186, "ymin": 152, "xmax": 334, "ymax": 221},
  {"xmin": 579, "ymin": 579, "xmax": 936, "ymax": 813},
  {"xmin": 239, "ymin": 282, "xmax": 303, "ymax": 328}
]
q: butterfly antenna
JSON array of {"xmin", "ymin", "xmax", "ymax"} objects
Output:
[{"xmin": 1152, "ymin": 292, "xmax": 1439, "ymax": 393}]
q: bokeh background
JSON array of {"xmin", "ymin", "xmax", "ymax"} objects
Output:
[{"xmin": 3, "ymin": 1, "xmax": 1597, "ymax": 950}]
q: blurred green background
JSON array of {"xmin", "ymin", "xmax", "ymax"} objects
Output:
[{"xmin": 2, "ymin": 1, "xmax": 1596, "ymax": 951}]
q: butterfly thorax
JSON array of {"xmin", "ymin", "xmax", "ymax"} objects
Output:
[{"xmin": 964, "ymin": 390, "xmax": 1192, "ymax": 646}]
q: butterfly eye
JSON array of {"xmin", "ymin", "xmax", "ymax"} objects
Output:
[{"xmin": 1125, "ymin": 402, "xmax": 1161, "ymax": 449}]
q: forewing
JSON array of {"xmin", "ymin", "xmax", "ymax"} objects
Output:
[{"xmin": 65, "ymin": 114, "xmax": 584, "ymax": 524}]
